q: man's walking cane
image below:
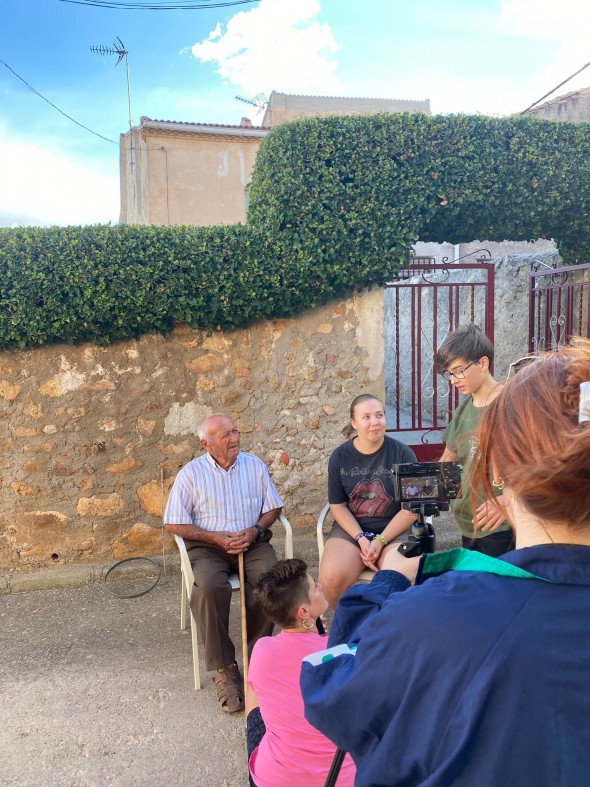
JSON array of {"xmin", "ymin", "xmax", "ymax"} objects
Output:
[{"xmin": 238, "ymin": 551, "xmax": 249, "ymax": 707}]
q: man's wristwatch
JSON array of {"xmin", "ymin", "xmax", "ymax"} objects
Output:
[{"xmin": 252, "ymin": 524, "xmax": 264, "ymax": 541}]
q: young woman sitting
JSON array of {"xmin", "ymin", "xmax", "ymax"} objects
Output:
[{"xmin": 319, "ymin": 394, "xmax": 418, "ymax": 608}]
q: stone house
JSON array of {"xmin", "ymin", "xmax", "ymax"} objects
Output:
[
  {"xmin": 260, "ymin": 90, "xmax": 430, "ymax": 127},
  {"xmin": 525, "ymin": 85, "xmax": 590, "ymax": 121},
  {"xmin": 119, "ymin": 91, "xmax": 431, "ymax": 227}
]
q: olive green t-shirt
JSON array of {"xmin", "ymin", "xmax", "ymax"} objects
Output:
[{"xmin": 442, "ymin": 396, "xmax": 511, "ymax": 538}]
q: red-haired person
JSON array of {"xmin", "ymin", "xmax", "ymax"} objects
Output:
[{"xmin": 302, "ymin": 340, "xmax": 590, "ymax": 786}]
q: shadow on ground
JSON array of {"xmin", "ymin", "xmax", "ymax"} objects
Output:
[{"xmin": 0, "ymin": 520, "xmax": 461, "ymax": 786}]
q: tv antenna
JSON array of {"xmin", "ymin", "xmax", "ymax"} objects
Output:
[
  {"xmin": 91, "ymin": 37, "xmax": 133, "ymax": 131},
  {"xmin": 235, "ymin": 92, "xmax": 268, "ymax": 116},
  {"xmin": 91, "ymin": 37, "xmax": 135, "ymax": 186}
]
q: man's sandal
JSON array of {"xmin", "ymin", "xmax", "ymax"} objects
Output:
[{"xmin": 213, "ymin": 663, "xmax": 244, "ymax": 713}]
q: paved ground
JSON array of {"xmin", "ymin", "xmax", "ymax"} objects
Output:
[
  {"xmin": 0, "ymin": 516, "xmax": 460, "ymax": 787},
  {"xmin": 1, "ymin": 569, "xmax": 252, "ymax": 787}
]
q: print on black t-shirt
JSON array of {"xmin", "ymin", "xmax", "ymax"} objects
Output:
[{"xmin": 348, "ymin": 478, "xmax": 393, "ymax": 519}]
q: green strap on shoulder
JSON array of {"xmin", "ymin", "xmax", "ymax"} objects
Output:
[{"xmin": 421, "ymin": 548, "xmax": 553, "ymax": 582}]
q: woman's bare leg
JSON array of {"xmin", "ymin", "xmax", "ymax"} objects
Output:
[{"xmin": 319, "ymin": 538, "xmax": 366, "ymax": 609}]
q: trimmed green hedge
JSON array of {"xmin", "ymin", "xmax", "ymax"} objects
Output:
[{"xmin": 1, "ymin": 113, "xmax": 589, "ymax": 348}]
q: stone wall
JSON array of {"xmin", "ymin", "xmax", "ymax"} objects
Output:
[
  {"xmin": 2, "ymin": 250, "xmax": 583, "ymax": 586},
  {"xmin": 0, "ymin": 290, "xmax": 384, "ymax": 579}
]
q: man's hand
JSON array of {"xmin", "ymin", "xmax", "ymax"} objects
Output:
[
  {"xmin": 225, "ymin": 527, "xmax": 257, "ymax": 554},
  {"xmin": 475, "ymin": 496, "xmax": 507, "ymax": 532},
  {"xmin": 206, "ymin": 531, "xmax": 240, "ymax": 552}
]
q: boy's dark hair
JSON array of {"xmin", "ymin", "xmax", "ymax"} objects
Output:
[
  {"xmin": 435, "ymin": 324, "xmax": 494, "ymax": 373},
  {"xmin": 253, "ymin": 558, "xmax": 311, "ymax": 629}
]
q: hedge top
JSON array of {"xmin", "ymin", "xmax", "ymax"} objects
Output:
[{"xmin": 1, "ymin": 112, "xmax": 589, "ymax": 348}]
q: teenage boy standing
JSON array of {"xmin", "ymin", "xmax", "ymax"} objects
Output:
[{"xmin": 435, "ymin": 324, "xmax": 513, "ymax": 556}]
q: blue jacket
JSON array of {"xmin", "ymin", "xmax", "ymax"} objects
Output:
[{"xmin": 301, "ymin": 546, "xmax": 590, "ymax": 786}]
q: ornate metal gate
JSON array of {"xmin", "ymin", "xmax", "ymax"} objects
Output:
[
  {"xmin": 528, "ymin": 260, "xmax": 590, "ymax": 352},
  {"xmin": 384, "ymin": 252, "xmax": 495, "ymax": 460}
]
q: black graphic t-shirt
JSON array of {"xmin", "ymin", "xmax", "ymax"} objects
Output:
[{"xmin": 328, "ymin": 437, "xmax": 417, "ymax": 532}]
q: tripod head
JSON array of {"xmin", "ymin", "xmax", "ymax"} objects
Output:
[{"xmin": 397, "ymin": 501, "xmax": 442, "ymax": 557}]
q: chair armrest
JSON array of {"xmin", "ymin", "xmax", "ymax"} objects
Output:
[
  {"xmin": 278, "ymin": 513, "xmax": 294, "ymax": 559},
  {"xmin": 316, "ymin": 503, "xmax": 331, "ymax": 561}
]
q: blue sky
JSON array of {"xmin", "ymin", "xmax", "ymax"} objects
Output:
[{"xmin": 1, "ymin": 0, "xmax": 589, "ymax": 227}]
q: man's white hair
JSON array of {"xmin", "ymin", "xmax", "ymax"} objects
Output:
[{"xmin": 197, "ymin": 413, "xmax": 232, "ymax": 441}]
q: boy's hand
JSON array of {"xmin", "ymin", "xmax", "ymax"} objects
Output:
[{"xmin": 475, "ymin": 497, "xmax": 507, "ymax": 532}]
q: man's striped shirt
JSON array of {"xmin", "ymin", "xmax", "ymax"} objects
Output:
[{"xmin": 164, "ymin": 451, "xmax": 283, "ymax": 532}]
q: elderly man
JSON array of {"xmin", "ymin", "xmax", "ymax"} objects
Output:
[{"xmin": 164, "ymin": 414, "xmax": 283, "ymax": 713}]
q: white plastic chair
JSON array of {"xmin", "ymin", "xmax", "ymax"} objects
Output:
[
  {"xmin": 174, "ymin": 513, "xmax": 293, "ymax": 690},
  {"xmin": 316, "ymin": 503, "xmax": 374, "ymax": 584}
]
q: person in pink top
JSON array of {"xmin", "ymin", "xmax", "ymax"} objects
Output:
[{"xmin": 246, "ymin": 559, "xmax": 355, "ymax": 787}]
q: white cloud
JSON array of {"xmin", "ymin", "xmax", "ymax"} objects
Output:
[
  {"xmin": 502, "ymin": 0, "xmax": 590, "ymax": 99},
  {"xmin": 191, "ymin": 0, "xmax": 340, "ymax": 96},
  {"xmin": 501, "ymin": 0, "xmax": 590, "ymax": 40},
  {"xmin": 0, "ymin": 133, "xmax": 119, "ymax": 227}
]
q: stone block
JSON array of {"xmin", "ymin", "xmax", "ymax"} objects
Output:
[
  {"xmin": 164, "ymin": 402, "xmax": 210, "ymax": 436},
  {"xmin": 22, "ymin": 458, "xmax": 46, "ymax": 473},
  {"xmin": 15, "ymin": 510, "xmax": 69, "ymax": 537},
  {"xmin": 52, "ymin": 457, "xmax": 74, "ymax": 477},
  {"xmin": 233, "ymin": 358, "xmax": 250, "ymax": 377},
  {"xmin": 111, "ymin": 523, "xmax": 166, "ymax": 558},
  {"xmin": 77, "ymin": 494, "xmax": 124, "ymax": 517},
  {"xmin": 106, "ymin": 456, "xmax": 139, "ymax": 474},
  {"xmin": 0, "ymin": 380, "xmax": 20, "ymax": 401},
  {"xmin": 0, "ymin": 437, "xmax": 13, "ymax": 453},
  {"xmin": 11, "ymin": 426, "xmax": 40, "ymax": 438},
  {"xmin": 185, "ymin": 353, "xmax": 225, "ymax": 374},
  {"xmin": 79, "ymin": 381, "xmax": 117, "ymax": 391},
  {"xmin": 136, "ymin": 417, "xmax": 157, "ymax": 436},
  {"xmin": 11, "ymin": 481, "xmax": 44, "ymax": 496},
  {"xmin": 202, "ymin": 334, "xmax": 232, "ymax": 351},
  {"xmin": 221, "ymin": 389, "xmax": 241, "ymax": 406},
  {"xmin": 23, "ymin": 403, "xmax": 43, "ymax": 419},
  {"xmin": 98, "ymin": 420, "xmax": 117, "ymax": 432},
  {"xmin": 74, "ymin": 478, "xmax": 93, "ymax": 491},
  {"xmin": 158, "ymin": 440, "xmax": 191, "ymax": 457},
  {"xmin": 137, "ymin": 478, "xmax": 174, "ymax": 518},
  {"xmin": 236, "ymin": 416, "xmax": 254, "ymax": 434}
]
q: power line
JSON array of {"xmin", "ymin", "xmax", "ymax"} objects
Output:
[
  {"xmin": 521, "ymin": 59, "xmax": 590, "ymax": 115},
  {"xmin": 0, "ymin": 58, "xmax": 118, "ymax": 146},
  {"xmin": 57, "ymin": 0, "xmax": 258, "ymax": 9}
]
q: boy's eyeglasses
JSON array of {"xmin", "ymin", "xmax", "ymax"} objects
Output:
[
  {"xmin": 507, "ymin": 355, "xmax": 538, "ymax": 379},
  {"xmin": 441, "ymin": 361, "xmax": 476, "ymax": 381}
]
